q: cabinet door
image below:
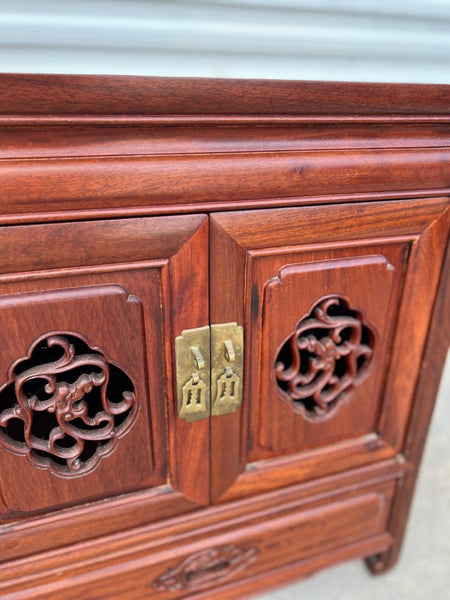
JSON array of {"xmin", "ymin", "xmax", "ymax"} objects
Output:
[
  {"xmin": 0, "ymin": 215, "xmax": 209, "ymax": 559},
  {"xmin": 210, "ymin": 198, "xmax": 449, "ymax": 501}
]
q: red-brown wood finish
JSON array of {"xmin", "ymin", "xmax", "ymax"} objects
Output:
[
  {"xmin": 0, "ymin": 216, "xmax": 210, "ymax": 536},
  {"xmin": 0, "ymin": 75, "xmax": 448, "ymax": 599},
  {"xmin": 210, "ymin": 199, "xmax": 449, "ymax": 503}
]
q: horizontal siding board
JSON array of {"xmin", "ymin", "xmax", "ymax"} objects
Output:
[{"xmin": 0, "ymin": 0, "xmax": 448, "ymax": 81}]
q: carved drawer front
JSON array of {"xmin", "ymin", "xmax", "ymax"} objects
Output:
[
  {"xmin": 210, "ymin": 198, "xmax": 449, "ymax": 500},
  {"xmin": 0, "ymin": 215, "xmax": 209, "ymax": 520},
  {"xmin": 151, "ymin": 482, "xmax": 394, "ymax": 599},
  {"xmin": 5, "ymin": 480, "xmax": 392, "ymax": 600}
]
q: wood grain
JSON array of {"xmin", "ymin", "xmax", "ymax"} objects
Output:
[
  {"xmin": 0, "ymin": 149, "xmax": 448, "ymax": 221},
  {"xmin": 0, "ymin": 75, "xmax": 448, "ymax": 117}
]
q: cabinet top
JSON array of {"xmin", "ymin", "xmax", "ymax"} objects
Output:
[
  {"xmin": 0, "ymin": 74, "xmax": 449, "ymax": 120},
  {"xmin": 0, "ymin": 74, "xmax": 448, "ymax": 224}
]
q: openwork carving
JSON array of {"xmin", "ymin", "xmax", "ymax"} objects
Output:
[
  {"xmin": 275, "ymin": 296, "xmax": 375, "ymax": 420},
  {"xmin": 152, "ymin": 544, "xmax": 259, "ymax": 592},
  {"xmin": 0, "ymin": 333, "xmax": 137, "ymax": 477}
]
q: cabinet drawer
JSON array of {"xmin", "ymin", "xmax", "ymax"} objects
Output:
[
  {"xmin": 150, "ymin": 482, "xmax": 394, "ymax": 598},
  {"xmin": 0, "ymin": 481, "xmax": 395, "ymax": 599}
]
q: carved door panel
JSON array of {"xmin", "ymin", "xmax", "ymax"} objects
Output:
[
  {"xmin": 210, "ymin": 198, "xmax": 449, "ymax": 501},
  {"xmin": 0, "ymin": 215, "xmax": 209, "ymax": 523}
]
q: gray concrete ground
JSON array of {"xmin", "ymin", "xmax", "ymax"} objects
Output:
[{"xmin": 257, "ymin": 352, "xmax": 450, "ymax": 600}]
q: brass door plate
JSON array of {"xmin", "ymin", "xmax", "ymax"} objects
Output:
[
  {"xmin": 175, "ymin": 326, "xmax": 211, "ymax": 422},
  {"xmin": 211, "ymin": 323, "xmax": 244, "ymax": 416},
  {"xmin": 175, "ymin": 323, "xmax": 243, "ymax": 421}
]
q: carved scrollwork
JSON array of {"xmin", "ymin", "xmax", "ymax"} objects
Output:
[
  {"xmin": 275, "ymin": 296, "xmax": 375, "ymax": 420},
  {"xmin": 0, "ymin": 333, "xmax": 137, "ymax": 477},
  {"xmin": 152, "ymin": 544, "xmax": 259, "ymax": 592}
]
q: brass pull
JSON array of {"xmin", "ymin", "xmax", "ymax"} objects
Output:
[
  {"xmin": 180, "ymin": 372, "xmax": 208, "ymax": 421},
  {"xmin": 213, "ymin": 366, "xmax": 240, "ymax": 415}
]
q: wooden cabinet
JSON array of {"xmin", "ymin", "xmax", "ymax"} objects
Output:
[{"xmin": 0, "ymin": 75, "xmax": 448, "ymax": 599}]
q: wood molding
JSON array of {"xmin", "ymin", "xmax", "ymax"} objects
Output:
[
  {"xmin": 0, "ymin": 75, "xmax": 449, "ymax": 116},
  {"xmin": 0, "ymin": 77, "xmax": 448, "ymax": 223}
]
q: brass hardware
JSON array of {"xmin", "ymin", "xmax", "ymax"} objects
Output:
[
  {"xmin": 175, "ymin": 323, "xmax": 243, "ymax": 421},
  {"xmin": 180, "ymin": 373, "xmax": 208, "ymax": 421},
  {"xmin": 214, "ymin": 366, "xmax": 241, "ymax": 415},
  {"xmin": 211, "ymin": 323, "xmax": 244, "ymax": 416},
  {"xmin": 175, "ymin": 326, "xmax": 210, "ymax": 422},
  {"xmin": 223, "ymin": 339, "xmax": 235, "ymax": 363},
  {"xmin": 190, "ymin": 346, "xmax": 205, "ymax": 370}
]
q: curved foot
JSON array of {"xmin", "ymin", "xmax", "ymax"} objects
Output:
[{"xmin": 365, "ymin": 548, "xmax": 399, "ymax": 575}]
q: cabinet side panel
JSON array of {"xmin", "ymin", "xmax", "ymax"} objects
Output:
[{"xmin": 367, "ymin": 234, "xmax": 450, "ymax": 574}]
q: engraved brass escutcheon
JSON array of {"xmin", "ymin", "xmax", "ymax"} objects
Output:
[
  {"xmin": 175, "ymin": 323, "xmax": 243, "ymax": 421},
  {"xmin": 211, "ymin": 323, "xmax": 244, "ymax": 416},
  {"xmin": 175, "ymin": 326, "xmax": 210, "ymax": 422}
]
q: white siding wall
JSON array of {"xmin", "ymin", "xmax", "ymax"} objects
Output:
[{"xmin": 0, "ymin": 0, "xmax": 449, "ymax": 82}]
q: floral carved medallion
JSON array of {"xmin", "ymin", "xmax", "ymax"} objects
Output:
[
  {"xmin": 275, "ymin": 296, "xmax": 375, "ymax": 420},
  {"xmin": 0, "ymin": 333, "xmax": 138, "ymax": 477},
  {"xmin": 152, "ymin": 544, "xmax": 259, "ymax": 592}
]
